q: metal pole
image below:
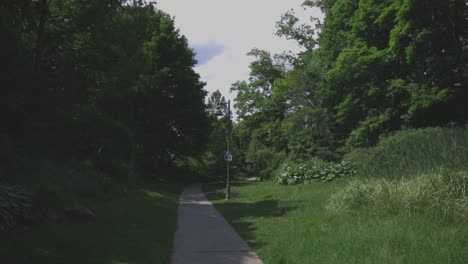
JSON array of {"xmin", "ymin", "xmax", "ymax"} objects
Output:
[{"xmin": 226, "ymin": 100, "xmax": 231, "ymax": 200}]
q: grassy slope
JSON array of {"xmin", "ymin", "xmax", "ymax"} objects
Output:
[
  {"xmin": 205, "ymin": 181, "xmax": 468, "ymax": 264},
  {"xmin": 345, "ymin": 127, "xmax": 468, "ymax": 179},
  {"xmin": 0, "ymin": 182, "xmax": 180, "ymax": 264}
]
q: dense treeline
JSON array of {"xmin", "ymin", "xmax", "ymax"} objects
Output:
[
  {"xmin": 229, "ymin": 0, "xmax": 468, "ymax": 179},
  {"xmin": 1, "ymin": 0, "xmax": 210, "ymax": 184}
]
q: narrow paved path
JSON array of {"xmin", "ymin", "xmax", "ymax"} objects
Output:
[{"xmin": 171, "ymin": 184, "xmax": 263, "ymax": 264}]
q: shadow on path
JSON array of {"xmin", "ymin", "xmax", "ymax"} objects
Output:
[{"xmin": 203, "ymin": 184, "xmax": 296, "ymax": 250}]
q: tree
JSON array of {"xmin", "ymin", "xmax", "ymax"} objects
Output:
[
  {"xmin": 1, "ymin": 0, "xmax": 211, "ymax": 183},
  {"xmin": 230, "ymin": 0, "xmax": 468, "ymax": 169}
]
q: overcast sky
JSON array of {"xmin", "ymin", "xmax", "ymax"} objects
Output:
[{"xmin": 154, "ymin": 0, "xmax": 322, "ymax": 109}]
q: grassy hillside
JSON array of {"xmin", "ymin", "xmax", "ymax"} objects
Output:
[
  {"xmin": 204, "ymin": 128, "xmax": 468, "ymax": 263},
  {"xmin": 205, "ymin": 182, "xmax": 468, "ymax": 264},
  {"xmin": 331, "ymin": 128, "xmax": 468, "ymax": 220},
  {"xmin": 344, "ymin": 127, "xmax": 468, "ymax": 179},
  {"xmin": 0, "ymin": 183, "xmax": 181, "ymax": 264}
]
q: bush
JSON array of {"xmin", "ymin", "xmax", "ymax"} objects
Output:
[
  {"xmin": 345, "ymin": 127, "xmax": 468, "ymax": 179},
  {"xmin": 0, "ymin": 183, "xmax": 32, "ymax": 231},
  {"xmin": 327, "ymin": 170, "xmax": 468, "ymax": 220},
  {"xmin": 246, "ymin": 137, "xmax": 286, "ymax": 180},
  {"xmin": 276, "ymin": 159, "xmax": 356, "ymax": 185},
  {"xmin": 260, "ymin": 151, "xmax": 287, "ymax": 180}
]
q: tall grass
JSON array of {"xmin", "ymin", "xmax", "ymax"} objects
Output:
[
  {"xmin": 345, "ymin": 127, "xmax": 468, "ymax": 179},
  {"xmin": 327, "ymin": 170, "xmax": 468, "ymax": 220},
  {"xmin": 332, "ymin": 127, "xmax": 468, "ymax": 220}
]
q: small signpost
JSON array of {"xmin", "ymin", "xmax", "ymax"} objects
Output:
[{"xmin": 224, "ymin": 153, "xmax": 233, "ymax": 161}]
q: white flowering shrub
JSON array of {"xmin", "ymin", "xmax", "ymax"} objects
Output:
[{"xmin": 276, "ymin": 160, "xmax": 356, "ymax": 185}]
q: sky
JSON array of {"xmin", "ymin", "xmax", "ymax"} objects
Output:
[{"xmin": 154, "ymin": 0, "xmax": 323, "ymax": 110}]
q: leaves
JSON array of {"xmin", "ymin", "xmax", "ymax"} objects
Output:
[
  {"xmin": 2, "ymin": 1, "xmax": 210, "ymax": 180},
  {"xmin": 232, "ymin": 0, "xmax": 468, "ymax": 179},
  {"xmin": 276, "ymin": 160, "xmax": 356, "ymax": 185}
]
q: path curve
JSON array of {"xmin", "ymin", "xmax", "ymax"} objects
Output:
[{"xmin": 171, "ymin": 184, "xmax": 263, "ymax": 264}]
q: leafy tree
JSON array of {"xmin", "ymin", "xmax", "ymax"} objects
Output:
[
  {"xmin": 1, "ymin": 0, "xmax": 210, "ymax": 184},
  {"xmin": 231, "ymin": 0, "xmax": 468, "ymax": 174}
]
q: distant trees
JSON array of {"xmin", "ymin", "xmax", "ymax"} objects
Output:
[
  {"xmin": 231, "ymin": 0, "xmax": 468, "ymax": 178},
  {"xmin": 1, "ymin": 1, "xmax": 210, "ymax": 181}
]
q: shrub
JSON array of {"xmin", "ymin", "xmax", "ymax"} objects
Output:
[
  {"xmin": 260, "ymin": 151, "xmax": 287, "ymax": 180},
  {"xmin": 246, "ymin": 137, "xmax": 286, "ymax": 180},
  {"xmin": 276, "ymin": 159, "xmax": 356, "ymax": 185},
  {"xmin": 0, "ymin": 183, "xmax": 33, "ymax": 231},
  {"xmin": 327, "ymin": 170, "xmax": 468, "ymax": 220}
]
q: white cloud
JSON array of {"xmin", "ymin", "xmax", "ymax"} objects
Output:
[{"xmin": 154, "ymin": 0, "xmax": 323, "ymax": 110}]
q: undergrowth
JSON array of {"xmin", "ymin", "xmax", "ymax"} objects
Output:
[
  {"xmin": 1, "ymin": 151, "xmax": 128, "ymax": 232},
  {"xmin": 1, "ymin": 183, "xmax": 181, "ymax": 264}
]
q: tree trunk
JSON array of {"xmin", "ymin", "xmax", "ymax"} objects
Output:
[{"xmin": 34, "ymin": 0, "xmax": 49, "ymax": 67}]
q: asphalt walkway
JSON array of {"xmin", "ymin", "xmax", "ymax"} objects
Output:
[{"xmin": 171, "ymin": 184, "xmax": 263, "ymax": 264}]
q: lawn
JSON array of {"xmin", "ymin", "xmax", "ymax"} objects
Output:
[
  {"xmin": 204, "ymin": 181, "xmax": 468, "ymax": 264},
  {"xmin": 0, "ymin": 182, "xmax": 181, "ymax": 264}
]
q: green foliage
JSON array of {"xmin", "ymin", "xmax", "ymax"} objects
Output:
[
  {"xmin": 0, "ymin": 154, "xmax": 130, "ymax": 233},
  {"xmin": 181, "ymin": 90, "xmax": 232, "ymax": 181},
  {"xmin": 0, "ymin": 183, "xmax": 32, "ymax": 231},
  {"xmin": 175, "ymin": 152, "xmax": 220, "ymax": 181},
  {"xmin": 327, "ymin": 170, "xmax": 468, "ymax": 220},
  {"xmin": 2, "ymin": 0, "xmax": 210, "ymax": 190},
  {"xmin": 244, "ymin": 136, "xmax": 287, "ymax": 180},
  {"xmin": 232, "ymin": 0, "xmax": 468, "ymax": 166},
  {"xmin": 281, "ymin": 107, "xmax": 339, "ymax": 161},
  {"xmin": 207, "ymin": 90, "xmax": 228, "ymax": 116},
  {"xmin": 4, "ymin": 150, "xmax": 127, "ymax": 199},
  {"xmin": 345, "ymin": 127, "xmax": 468, "ymax": 179},
  {"xmin": 229, "ymin": 49, "xmax": 290, "ymax": 178},
  {"xmin": 276, "ymin": 9, "xmax": 318, "ymax": 50},
  {"xmin": 276, "ymin": 159, "xmax": 355, "ymax": 185}
]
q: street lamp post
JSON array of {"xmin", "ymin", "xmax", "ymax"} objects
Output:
[
  {"xmin": 225, "ymin": 100, "xmax": 231, "ymax": 200},
  {"xmin": 214, "ymin": 99, "xmax": 232, "ymax": 200}
]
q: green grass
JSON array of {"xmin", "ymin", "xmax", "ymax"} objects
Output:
[
  {"xmin": 345, "ymin": 127, "xmax": 468, "ymax": 179},
  {"xmin": 204, "ymin": 181, "xmax": 468, "ymax": 264},
  {"xmin": 0, "ymin": 182, "xmax": 181, "ymax": 264}
]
